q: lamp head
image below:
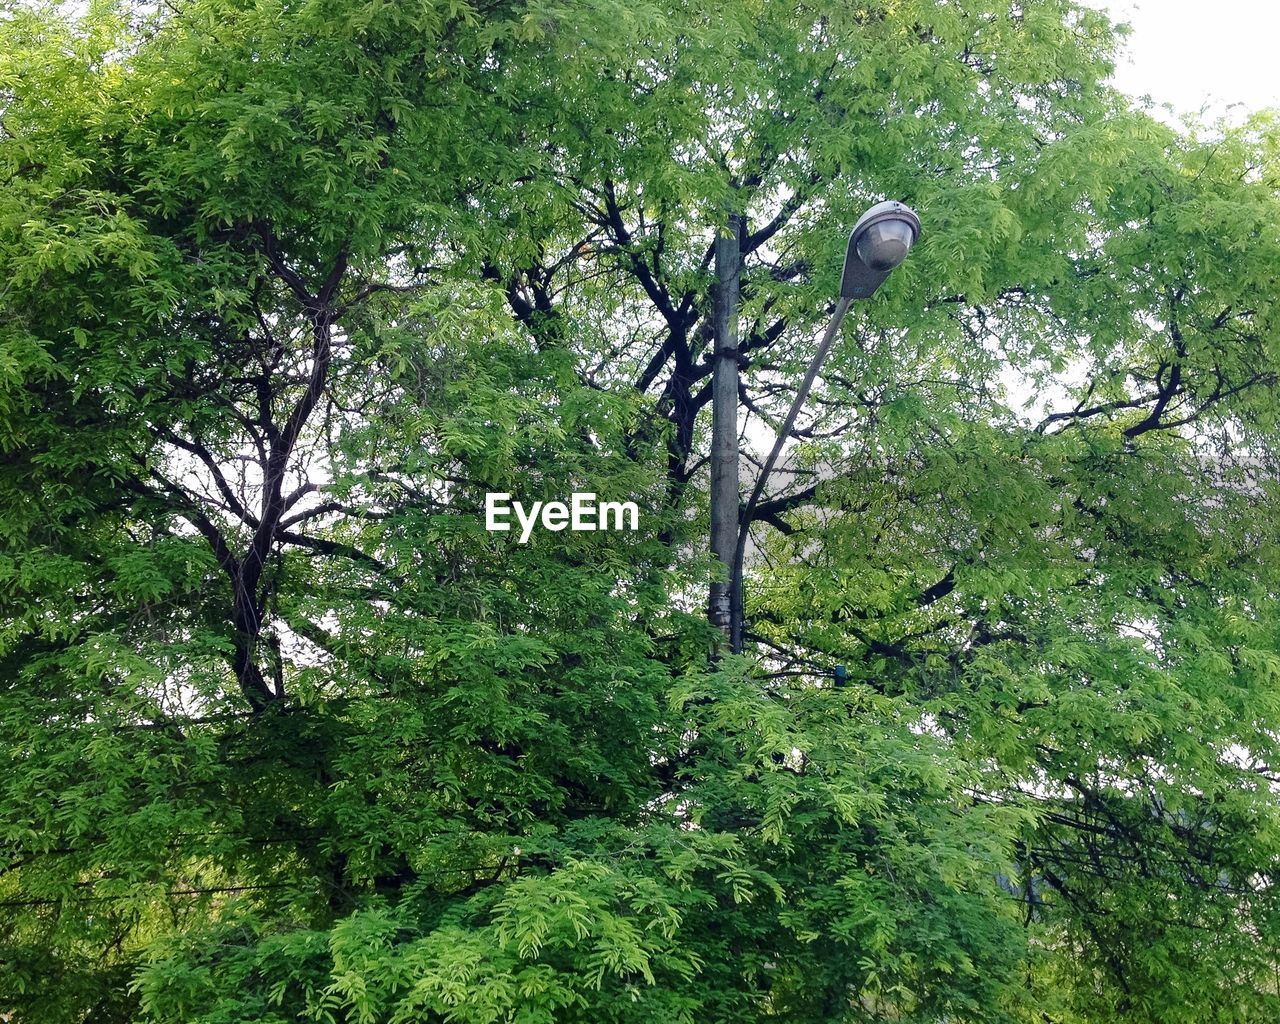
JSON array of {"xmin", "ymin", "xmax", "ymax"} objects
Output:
[{"xmin": 840, "ymin": 201, "xmax": 921, "ymax": 299}]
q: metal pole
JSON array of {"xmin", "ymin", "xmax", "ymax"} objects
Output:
[
  {"xmin": 730, "ymin": 296, "xmax": 854, "ymax": 653},
  {"xmin": 709, "ymin": 213, "xmax": 741, "ymax": 639}
]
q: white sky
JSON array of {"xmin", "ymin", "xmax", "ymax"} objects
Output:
[{"xmin": 1091, "ymin": 0, "xmax": 1280, "ymax": 115}]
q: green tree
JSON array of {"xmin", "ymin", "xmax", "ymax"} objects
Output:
[{"xmin": 1, "ymin": 1, "xmax": 1278, "ymax": 1022}]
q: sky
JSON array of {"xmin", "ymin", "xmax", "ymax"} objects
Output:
[{"xmin": 1090, "ymin": 0, "xmax": 1280, "ymax": 116}]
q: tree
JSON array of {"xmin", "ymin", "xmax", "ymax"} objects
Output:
[{"xmin": 1, "ymin": 1, "xmax": 1278, "ymax": 1021}]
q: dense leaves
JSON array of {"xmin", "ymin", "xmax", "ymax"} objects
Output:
[{"xmin": 2, "ymin": 1, "xmax": 1279, "ymax": 1022}]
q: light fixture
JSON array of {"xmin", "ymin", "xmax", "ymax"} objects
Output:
[{"xmin": 840, "ymin": 200, "xmax": 921, "ymax": 299}]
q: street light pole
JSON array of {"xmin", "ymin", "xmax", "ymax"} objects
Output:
[
  {"xmin": 729, "ymin": 294, "xmax": 851, "ymax": 653},
  {"xmin": 709, "ymin": 213, "xmax": 741, "ymax": 639},
  {"xmin": 728, "ymin": 201, "xmax": 920, "ymax": 654}
]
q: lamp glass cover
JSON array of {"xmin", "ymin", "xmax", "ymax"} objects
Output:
[{"xmin": 856, "ymin": 218, "xmax": 915, "ymax": 272}]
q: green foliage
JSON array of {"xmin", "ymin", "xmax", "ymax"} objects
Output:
[{"xmin": 2, "ymin": 1, "xmax": 1279, "ymax": 1022}]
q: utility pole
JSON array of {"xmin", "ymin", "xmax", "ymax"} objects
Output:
[{"xmin": 708, "ymin": 212, "xmax": 741, "ymax": 641}]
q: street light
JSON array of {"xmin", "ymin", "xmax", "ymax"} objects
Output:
[
  {"xmin": 725, "ymin": 201, "xmax": 920, "ymax": 653},
  {"xmin": 840, "ymin": 201, "xmax": 922, "ymax": 298}
]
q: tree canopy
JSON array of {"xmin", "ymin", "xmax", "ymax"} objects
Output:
[{"xmin": 2, "ymin": 1, "xmax": 1279, "ymax": 1021}]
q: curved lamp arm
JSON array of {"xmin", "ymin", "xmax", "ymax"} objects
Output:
[{"xmin": 728, "ymin": 296, "xmax": 852, "ymax": 653}]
